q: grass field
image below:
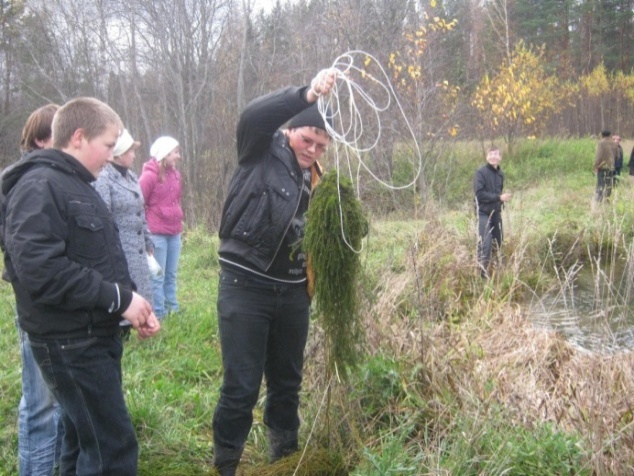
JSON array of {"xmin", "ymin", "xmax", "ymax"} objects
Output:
[{"xmin": 2, "ymin": 137, "xmax": 634, "ymax": 474}]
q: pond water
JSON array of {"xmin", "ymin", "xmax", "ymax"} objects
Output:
[{"xmin": 526, "ymin": 260, "xmax": 634, "ymax": 353}]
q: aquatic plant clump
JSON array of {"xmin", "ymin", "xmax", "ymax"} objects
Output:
[{"xmin": 304, "ymin": 170, "xmax": 368, "ymax": 380}]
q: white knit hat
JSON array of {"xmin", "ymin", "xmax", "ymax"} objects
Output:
[
  {"xmin": 113, "ymin": 129, "xmax": 140, "ymax": 157},
  {"xmin": 150, "ymin": 136, "xmax": 179, "ymax": 162}
]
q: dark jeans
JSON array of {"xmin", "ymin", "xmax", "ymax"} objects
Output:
[
  {"xmin": 28, "ymin": 334, "xmax": 138, "ymax": 476},
  {"xmin": 478, "ymin": 211, "xmax": 503, "ymax": 274},
  {"xmin": 212, "ymin": 267, "xmax": 310, "ymax": 455},
  {"xmin": 596, "ymin": 169, "xmax": 614, "ymax": 201}
]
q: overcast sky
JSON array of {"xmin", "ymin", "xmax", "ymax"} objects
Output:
[{"xmin": 253, "ymin": 0, "xmax": 282, "ymax": 13}]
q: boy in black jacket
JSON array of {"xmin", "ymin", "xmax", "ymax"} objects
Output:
[
  {"xmin": 2, "ymin": 97, "xmax": 160, "ymax": 475},
  {"xmin": 474, "ymin": 147, "xmax": 512, "ymax": 278}
]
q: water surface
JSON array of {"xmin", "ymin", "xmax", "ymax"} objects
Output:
[{"xmin": 527, "ymin": 260, "xmax": 634, "ymax": 352}]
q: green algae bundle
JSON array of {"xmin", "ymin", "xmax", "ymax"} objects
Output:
[{"xmin": 304, "ymin": 170, "xmax": 368, "ymax": 380}]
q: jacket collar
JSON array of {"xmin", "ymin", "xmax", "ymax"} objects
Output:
[
  {"xmin": 271, "ymin": 130, "xmax": 303, "ymax": 177},
  {"xmin": 2, "ymin": 149, "xmax": 94, "ymax": 196}
]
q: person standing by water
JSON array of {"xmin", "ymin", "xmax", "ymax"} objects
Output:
[
  {"xmin": 593, "ymin": 130, "xmax": 617, "ymax": 202},
  {"xmin": 613, "ymin": 134, "xmax": 623, "ymax": 184},
  {"xmin": 212, "ymin": 68, "xmax": 336, "ymax": 476},
  {"xmin": 94, "ymin": 129, "xmax": 154, "ymax": 333},
  {"xmin": 2, "ymin": 104, "xmax": 64, "ymax": 476},
  {"xmin": 474, "ymin": 147, "xmax": 512, "ymax": 278},
  {"xmin": 139, "ymin": 136, "xmax": 183, "ymax": 319}
]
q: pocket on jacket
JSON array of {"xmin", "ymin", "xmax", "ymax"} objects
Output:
[
  {"xmin": 232, "ymin": 189, "xmax": 271, "ymax": 244},
  {"xmin": 69, "ymin": 215, "xmax": 106, "ymax": 259}
]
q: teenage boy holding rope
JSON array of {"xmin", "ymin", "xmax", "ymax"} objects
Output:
[{"xmin": 213, "ymin": 68, "xmax": 336, "ymax": 475}]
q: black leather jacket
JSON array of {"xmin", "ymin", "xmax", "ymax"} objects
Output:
[
  {"xmin": 474, "ymin": 163, "xmax": 504, "ymax": 215},
  {"xmin": 1, "ymin": 150, "xmax": 133, "ymax": 338},
  {"xmin": 218, "ymin": 86, "xmax": 318, "ymax": 272}
]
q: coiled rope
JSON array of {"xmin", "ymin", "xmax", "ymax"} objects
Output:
[{"xmin": 315, "ymin": 50, "xmax": 424, "ymax": 252}]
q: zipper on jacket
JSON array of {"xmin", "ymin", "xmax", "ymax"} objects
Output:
[{"xmin": 265, "ymin": 169, "xmax": 303, "ymax": 272}]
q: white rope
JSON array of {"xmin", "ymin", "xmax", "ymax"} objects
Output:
[
  {"xmin": 315, "ymin": 51, "xmax": 424, "ymax": 253},
  {"xmin": 292, "ymin": 375, "xmax": 333, "ymax": 476}
]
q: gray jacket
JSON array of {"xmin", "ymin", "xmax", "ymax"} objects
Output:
[{"xmin": 94, "ymin": 163, "xmax": 154, "ymax": 303}]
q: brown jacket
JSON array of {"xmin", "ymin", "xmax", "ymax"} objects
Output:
[{"xmin": 594, "ymin": 138, "xmax": 618, "ymax": 170}]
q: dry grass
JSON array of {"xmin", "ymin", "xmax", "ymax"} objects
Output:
[
  {"xmin": 477, "ymin": 310, "xmax": 634, "ymax": 474},
  {"xmin": 225, "ymin": 186, "xmax": 634, "ymax": 474},
  {"xmin": 299, "ymin": 205, "xmax": 634, "ymax": 474},
  {"xmin": 358, "ymin": 210, "xmax": 634, "ymax": 474}
]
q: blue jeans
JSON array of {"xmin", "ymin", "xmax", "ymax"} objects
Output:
[
  {"xmin": 212, "ymin": 267, "xmax": 310, "ymax": 456},
  {"xmin": 18, "ymin": 326, "xmax": 63, "ymax": 476},
  {"xmin": 28, "ymin": 334, "xmax": 138, "ymax": 476},
  {"xmin": 150, "ymin": 233, "xmax": 181, "ymax": 318}
]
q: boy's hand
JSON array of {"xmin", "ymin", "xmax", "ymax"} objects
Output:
[
  {"xmin": 307, "ymin": 68, "xmax": 338, "ymax": 102},
  {"xmin": 137, "ymin": 313, "xmax": 161, "ymax": 339},
  {"xmin": 121, "ymin": 292, "xmax": 152, "ymax": 328}
]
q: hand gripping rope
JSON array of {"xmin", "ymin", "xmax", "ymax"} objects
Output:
[{"xmin": 313, "ymin": 51, "xmax": 424, "ymax": 253}]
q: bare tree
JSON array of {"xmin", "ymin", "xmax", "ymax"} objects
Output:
[{"xmin": 486, "ymin": 0, "xmax": 513, "ymax": 64}]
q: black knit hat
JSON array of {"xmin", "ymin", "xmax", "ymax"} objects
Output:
[{"xmin": 287, "ymin": 103, "xmax": 333, "ymax": 132}]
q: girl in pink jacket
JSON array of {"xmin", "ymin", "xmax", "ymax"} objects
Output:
[{"xmin": 139, "ymin": 136, "xmax": 183, "ymax": 319}]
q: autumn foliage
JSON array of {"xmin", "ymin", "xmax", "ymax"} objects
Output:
[{"xmin": 471, "ymin": 43, "xmax": 561, "ymax": 151}]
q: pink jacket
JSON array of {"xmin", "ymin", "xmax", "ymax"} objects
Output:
[{"xmin": 139, "ymin": 158, "xmax": 183, "ymax": 235}]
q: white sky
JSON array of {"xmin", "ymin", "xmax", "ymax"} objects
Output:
[{"xmin": 253, "ymin": 0, "xmax": 283, "ymax": 13}]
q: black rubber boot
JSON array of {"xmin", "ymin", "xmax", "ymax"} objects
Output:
[
  {"xmin": 215, "ymin": 460, "xmax": 238, "ymax": 476},
  {"xmin": 268, "ymin": 427, "xmax": 299, "ymax": 463},
  {"xmin": 213, "ymin": 445, "xmax": 243, "ymax": 476}
]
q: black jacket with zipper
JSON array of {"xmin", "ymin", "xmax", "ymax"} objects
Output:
[
  {"xmin": 1, "ymin": 149, "xmax": 133, "ymax": 338},
  {"xmin": 474, "ymin": 163, "xmax": 505, "ymax": 216},
  {"xmin": 218, "ymin": 86, "xmax": 321, "ymax": 272}
]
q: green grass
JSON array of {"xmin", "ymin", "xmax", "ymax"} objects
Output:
[
  {"xmin": 440, "ymin": 415, "xmax": 589, "ymax": 475},
  {"xmin": 0, "ymin": 282, "xmax": 20, "ymax": 475},
  {"xmin": 3, "ymin": 137, "xmax": 634, "ymax": 474}
]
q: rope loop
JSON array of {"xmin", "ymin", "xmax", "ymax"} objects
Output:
[{"xmin": 313, "ymin": 51, "xmax": 424, "ymax": 253}]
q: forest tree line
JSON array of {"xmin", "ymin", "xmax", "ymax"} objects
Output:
[{"xmin": 0, "ymin": 0, "xmax": 633, "ymax": 227}]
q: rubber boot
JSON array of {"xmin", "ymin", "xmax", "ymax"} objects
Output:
[
  {"xmin": 213, "ymin": 445, "xmax": 243, "ymax": 476},
  {"xmin": 268, "ymin": 427, "xmax": 299, "ymax": 463}
]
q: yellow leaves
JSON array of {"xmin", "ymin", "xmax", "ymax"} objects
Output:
[
  {"xmin": 364, "ymin": 56, "xmax": 372, "ymax": 67},
  {"xmin": 407, "ymin": 64, "xmax": 421, "ymax": 80},
  {"xmin": 471, "ymin": 42, "xmax": 560, "ymax": 138},
  {"xmin": 582, "ymin": 63, "xmax": 609, "ymax": 97},
  {"xmin": 623, "ymin": 76, "xmax": 634, "ymax": 103},
  {"xmin": 384, "ymin": 6, "xmax": 459, "ymax": 126},
  {"xmin": 581, "ymin": 65, "xmax": 634, "ymax": 106},
  {"xmin": 429, "ymin": 16, "xmax": 456, "ymax": 32}
]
